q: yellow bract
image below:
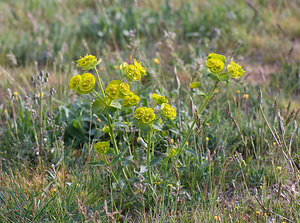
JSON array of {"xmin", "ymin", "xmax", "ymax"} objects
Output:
[
  {"xmin": 161, "ymin": 103, "xmax": 176, "ymax": 120},
  {"xmin": 77, "ymin": 54, "xmax": 102, "ymax": 70},
  {"xmin": 151, "ymin": 93, "xmax": 168, "ymax": 105},
  {"xmin": 105, "ymin": 80, "xmax": 120, "ymax": 99},
  {"xmin": 135, "ymin": 107, "xmax": 146, "ymax": 120},
  {"xmin": 77, "ymin": 73, "xmax": 95, "ymax": 94},
  {"xmin": 120, "ymin": 61, "xmax": 147, "ymax": 81},
  {"xmin": 122, "ymin": 93, "xmax": 140, "ymax": 108},
  {"xmin": 69, "ymin": 75, "xmax": 81, "ymax": 90},
  {"xmin": 142, "ymin": 108, "xmax": 156, "ymax": 124},
  {"xmin": 119, "ymin": 82, "xmax": 131, "ymax": 98},
  {"xmin": 206, "ymin": 53, "xmax": 225, "ymax": 74},
  {"xmin": 227, "ymin": 61, "xmax": 244, "ymax": 79},
  {"xmin": 94, "ymin": 141, "xmax": 110, "ymax": 154}
]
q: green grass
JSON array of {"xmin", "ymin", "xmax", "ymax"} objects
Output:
[{"xmin": 0, "ymin": 0, "xmax": 299, "ymax": 222}]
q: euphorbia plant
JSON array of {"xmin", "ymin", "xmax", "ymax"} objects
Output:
[{"xmin": 178, "ymin": 53, "xmax": 245, "ymax": 156}]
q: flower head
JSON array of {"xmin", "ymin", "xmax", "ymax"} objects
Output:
[
  {"xmin": 77, "ymin": 73, "xmax": 95, "ymax": 94},
  {"xmin": 206, "ymin": 53, "xmax": 225, "ymax": 73},
  {"xmin": 227, "ymin": 61, "xmax": 244, "ymax": 79},
  {"xmin": 135, "ymin": 107, "xmax": 146, "ymax": 120},
  {"xmin": 154, "ymin": 58, "xmax": 159, "ymax": 64},
  {"xmin": 134, "ymin": 60, "xmax": 147, "ymax": 75},
  {"xmin": 151, "ymin": 93, "xmax": 168, "ymax": 105},
  {"xmin": 105, "ymin": 80, "xmax": 120, "ymax": 99},
  {"xmin": 76, "ymin": 54, "xmax": 101, "ymax": 70},
  {"xmin": 243, "ymin": 94, "xmax": 249, "ymax": 100},
  {"xmin": 94, "ymin": 141, "xmax": 110, "ymax": 154},
  {"xmin": 69, "ymin": 75, "xmax": 81, "ymax": 90},
  {"xmin": 120, "ymin": 62, "xmax": 141, "ymax": 81},
  {"xmin": 161, "ymin": 103, "xmax": 176, "ymax": 120},
  {"xmin": 142, "ymin": 108, "xmax": 156, "ymax": 124},
  {"xmin": 119, "ymin": 82, "xmax": 130, "ymax": 98},
  {"xmin": 122, "ymin": 93, "xmax": 140, "ymax": 108}
]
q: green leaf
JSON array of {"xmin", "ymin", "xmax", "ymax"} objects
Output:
[
  {"xmin": 88, "ymin": 160, "xmax": 106, "ymax": 166},
  {"xmin": 110, "ymin": 99, "xmax": 122, "ymax": 109},
  {"xmin": 189, "ymin": 81, "xmax": 200, "ymax": 88},
  {"xmin": 150, "ymin": 156, "xmax": 164, "ymax": 166},
  {"xmin": 92, "ymin": 99, "xmax": 118, "ymax": 115}
]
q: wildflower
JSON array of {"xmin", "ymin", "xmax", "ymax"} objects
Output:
[
  {"xmin": 161, "ymin": 103, "xmax": 176, "ymax": 120},
  {"xmin": 123, "ymin": 93, "xmax": 140, "ymax": 108},
  {"xmin": 260, "ymin": 185, "xmax": 263, "ymax": 189},
  {"xmin": 277, "ymin": 166, "xmax": 281, "ymax": 171},
  {"xmin": 214, "ymin": 216, "xmax": 218, "ymax": 221},
  {"xmin": 264, "ymin": 213, "xmax": 267, "ymax": 217},
  {"xmin": 157, "ymin": 182, "xmax": 161, "ymax": 185},
  {"xmin": 69, "ymin": 75, "xmax": 81, "ymax": 90},
  {"xmin": 102, "ymin": 125, "xmax": 110, "ymax": 133},
  {"xmin": 13, "ymin": 91, "xmax": 18, "ymax": 97},
  {"xmin": 4, "ymin": 109, "xmax": 7, "ymax": 114},
  {"xmin": 215, "ymin": 89, "xmax": 219, "ymax": 93},
  {"xmin": 205, "ymin": 137, "xmax": 209, "ymax": 142},
  {"xmin": 105, "ymin": 80, "xmax": 120, "ymax": 99},
  {"xmin": 189, "ymin": 82, "xmax": 200, "ymax": 88},
  {"xmin": 256, "ymin": 211, "xmax": 260, "ymax": 215},
  {"xmin": 213, "ymin": 150, "xmax": 216, "ymax": 154},
  {"xmin": 94, "ymin": 141, "xmax": 110, "ymax": 154},
  {"xmin": 206, "ymin": 122, "xmax": 210, "ymax": 126},
  {"xmin": 227, "ymin": 61, "xmax": 244, "ymax": 79},
  {"xmin": 206, "ymin": 53, "xmax": 225, "ymax": 73},
  {"xmin": 77, "ymin": 73, "xmax": 96, "ymax": 94},
  {"xmin": 97, "ymin": 118, "xmax": 101, "ymax": 123},
  {"xmin": 167, "ymin": 147, "xmax": 178, "ymax": 157},
  {"xmin": 273, "ymin": 142, "xmax": 276, "ymax": 146},
  {"xmin": 154, "ymin": 58, "xmax": 159, "ymax": 64},
  {"xmin": 120, "ymin": 61, "xmax": 146, "ymax": 81},
  {"xmin": 151, "ymin": 93, "xmax": 168, "ymax": 105},
  {"xmin": 135, "ymin": 107, "xmax": 146, "ymax": 120},
  {"xmin": 113, "ymin": 65, "xmax": 118, "ymax": 69},
  {"xmin": 185, "ymin": 142, "xmax": 189, "ymax": 146},
  {"xmin": 37, "ymin": 93, "xmax": 44, "ymax": 98},
  {"xmin": 170, "ymin": 139, "xmax": 174, "ymax": 144},
  {"xmin": 134, "ymin": 60, "xmax": 147, "ymax": 75},
  {"xmin": 141, "ymin": 108, "xmax": 156, "ymax": 124},
  {"xmin": 243, "ymin": 94, "xmax": 249, "ymax": 100},
  {"xmin": 168, "ymin": 184, "xmax": 173, "ymax": 187},
  {"xmin": 53, "ymin": 188, "xmax": 57, "ymax": 192},
  {"xmin": 237, "ymin": 90, "xmax": 240, "ymax": 94},
  {"xmin": 119, "ymin": 82, "xmax": 130, "ymax": 98},
  {"xmin": 77, "ymin": 54, "xmax": 101, "ymax": 70}
]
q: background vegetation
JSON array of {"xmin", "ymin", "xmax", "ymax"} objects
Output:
[{"xmin": 0, "ymin": 0, "xmax": 299, "ymax": 222}]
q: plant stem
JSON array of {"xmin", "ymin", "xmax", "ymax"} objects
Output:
[
  {"xmin": 147, "ymin": 130, "xmax": 153, "ymax": 185},
  {"xmin": 39, "ymin": 87, "xmax": 43, "ymax": 166},
  {"xmin": 94, "ymin": 67, "xmax": 106, "ymax": 99},
  {"xmin": 177, "ymin": 80, "xmax": 219, "ymax": 156}
]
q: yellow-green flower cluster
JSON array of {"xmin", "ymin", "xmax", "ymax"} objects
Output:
[
  {"xmin": 161, "ymin": 103, "xmax": 176, "ymax": 120},
  {"xmin": 105, "ymin": 80, "xmax": 121, "ymax": 99},
  {"xmin": 151, "ymin": 94, "xmax": 168, "ymax": 105},
  {"xmin": 77, "ymin": 54, "xmax": 102, "ymax": 70},
  {"xmin": 123, "ymin": 93, "xmax": 140, "ymax": 108},
  {"xmin": 205, "ymin": 53, "xmax": 245, "ymax": 79},
  {"xmin": 120, "ymin": 60, "xmax": 147, "ymax": 81},
  {"xmin": 94, "ymin": 141, "xmax": 110, "ymax": 154},
  {"xmin": 135, "ymin": 107, "xmax": 156, "ymax": 124},
  {"xmin": 206, "ymin": 53, "xmax": 226, "ymax": 74},
  {"xmin": 227, "ymin": 61, "xmax": 245, "ymax": 79},
  {"xmin": 69, "ymin": 73, "xmax": 95, "ymax": 94}
]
